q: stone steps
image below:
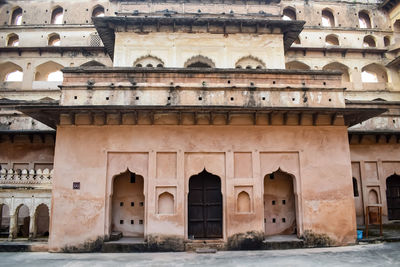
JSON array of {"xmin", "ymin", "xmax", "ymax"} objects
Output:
[{"xmin": 185, "ymin": 240, "xmax": 226, "ymax": 251}]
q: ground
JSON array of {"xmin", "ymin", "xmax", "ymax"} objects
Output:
[{"xmin": 1, "ymin": 243, "xmax": 400, "ymax": 267}]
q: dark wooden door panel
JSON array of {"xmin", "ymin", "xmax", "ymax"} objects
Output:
[
  {"xmin": 387, "ymin": 175, "xmax": 400, "ymax": 220},
  {"xmin": 188, "ymin": 169, "xmax": 222, "ymax": 239}
]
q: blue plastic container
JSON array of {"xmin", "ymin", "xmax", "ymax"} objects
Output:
[{"xmin": 357, "ymin": 230, "xmax": 363, "ymax": 240}]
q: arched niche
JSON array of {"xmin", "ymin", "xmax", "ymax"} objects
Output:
[
  {"xmin": 134, "ymin": 55, "xmax": 164, "ymax": 68},
  {"xmin": 368, "ymin": 189, "xmax": 379, "ymax": 204},
  {"xmin": 235, "ymin": 56, "xmax": 265, "ymax": 69},
  {"xmin": 7, "ymin": 33, "xmax": 19, "ymax": 47},
  {"xmin": 111, "ymin": 170, "xmax": 145, "ymax": 237},
  {"xmin": 363, "ymin": 35, "xmax": 376, "ymax": 48},
  {"xmin": 157, "ymin": 192, "xmax": 174, "ymax": 215},
  {"xmin": 11, "ymin": 7, "xmax": 22, "ymax": 25},
  {"xmin": 92, "ymin": 5, "xmax": 105, "ymax": 18},
  {"xmin": 237, "ymin": 191, "xmax": 251, "ymax": 213},
  {"xmin": 285, "ymin": 61, "xmax": 310, "ymax": 70},
  {"xmin": 325, "ymin": 34, "xmax": 339, "ymax": 46},
  {"xmin": 358, "ymin": 11, "xmax": 371, "ymax": 28},
  {"xmin": 48, "ymin": 33, "xmax": 61, "ymax": 46},
  {"xmin": 184, "ymin": 55, "xmax": 215, "ymax": 68},
  {"xmin": 263, "ymin": 169, "xmax": 297, "ymax": 236}
]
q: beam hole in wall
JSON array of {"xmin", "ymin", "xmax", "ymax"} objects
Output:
[
  {"xmin": 131, "ymin": 202, "xmax": 134, "ymax": 207},
  {"xmin": 120, "ymin": 220, "xmax": 123, "ymax": 224},
  {"xmin": 120, "ymin": 202, "xmax": 123, "ymax": 207},
  {"xmin": 74, "ymin": 96, "xmax": 77, "ymax": 100},
  {"xmin": 230, "ymin": 97, "xmax": 234, "ymax": 101}
]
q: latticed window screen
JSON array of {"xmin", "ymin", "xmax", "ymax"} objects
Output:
[{"xmin": 90, "ymin": 33, "xmax": 102, "ymax": 47}]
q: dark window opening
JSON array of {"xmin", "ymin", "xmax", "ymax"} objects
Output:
[
  {"xmin": 353, "ymin": 177, "xmax": 359, "ymax": 197},
  {"xmin": 130, "ymin": 173, "xmax": 136, "ymax": 183}
]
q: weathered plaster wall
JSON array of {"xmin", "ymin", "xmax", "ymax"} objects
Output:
[
  {"xmin": 0, "ymin": 137, "xmax": 54, "ymax": 170},
  {"xmin": 114, "ymin": 32, "xmax": 285, "ymax": 69},
  {"xmin": 49, "ymin": 124, "xmax": 355, "ymax": 251},
  {"xmin": 350, "ymin": 143, "xmax": 400, "ymax": 224}
]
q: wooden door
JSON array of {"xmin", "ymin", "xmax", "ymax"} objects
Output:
[
  {"xmin": 188, "ymin": 170, "xmax": 222, "ymax": 239},
  {"xmin": 387, "ymin": 175, "xmax": 400, "ymax": 220}
]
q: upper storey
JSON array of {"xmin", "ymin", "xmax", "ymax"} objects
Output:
[{"xmin": 94, "ymin": 12, "xmax": 304, "ymax": 68}]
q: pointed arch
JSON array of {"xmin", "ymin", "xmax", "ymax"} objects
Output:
[
  {"xmin": 285, "ymin": 61, "xmax": 310, "ymax": 70},
  {"xmin": 0, "ymin": 204, "xmax": 10, "ymax": 237},
  {"xmin": 80, "ymin": 60, "xmax": 106, "ymax": 67},
  {"xmin": 134, "ymin": 55, "xmax": 164, "ymax": 68},
  {"xmin": 16, "ymin": 204, "xmax": 30, "ymax": 238},
  {"xmin": 235, "ymin": 56, "xmax": 266, "ymax": 69},
  {"xmin": 361, "ymin": 63, "xmax": 387, "ymax": 83},
  {"xmin": 184, "ymin": 55, "xmax": 215, "ymax": 68},
  {"xmin": 0, "ymin": 61, "xmax": 23, "ymax": 81},
  {"xmin": 34, "ymin": 61, "xmax": 64, "ymax": 81},
  {"xmin": 323, "ymin": 62, "xmax": 350, "ymax": 82}
]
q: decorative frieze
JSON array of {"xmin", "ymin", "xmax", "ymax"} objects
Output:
[{"xmin": 0, "ymin": 168, "xmax": 53, "ymax": 184}]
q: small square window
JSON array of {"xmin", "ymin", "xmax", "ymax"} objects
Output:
[
  {"xmin": 272, "ymin": 218, "xmax": 276, "ymax": 223},
  {"xmin": 131, "ymin": 202, "xmax": 134, "ymax": 207},
  {"xmin": 272, "ymin": 200, "xmax": 276, "ymax": 205},
  {"xmin": 282, "ymin": 200, "xmax": 286, "ymax": 205},
  {"xmin": 120, "ymin": 220, "xmax": 124, "ymax": 224},
  {"xmin": 139, "ymin": 220, "xmax": 143, "ymax": 224},
  {"xmin": 131, "ymin": 220, "xmax": 134, "ymax": 224},
  {"xmin": 140, "ymin": 202, "xmax": 144, "ymax": 207},
  {"xmin": 120, "ymin": 202, "xmax": 124, "ymax": 207},
  {"xmin": 282, "ymin": 218, "xmax": 286, "ymax": 223}
]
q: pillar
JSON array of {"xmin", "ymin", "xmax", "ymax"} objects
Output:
[
  {"xmin": 8, "ymin": 213, "xmax": 17, "ymax": 240},
  {"xmin": 29, "ymin": 213, "xmax": 36, "ymax": 240}
]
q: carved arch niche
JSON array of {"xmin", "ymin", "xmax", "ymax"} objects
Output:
[
  {"xmin": 156, "ymin": 187, "xmax": 176, "ymax": 215},
  {"xmin": 235, "ymin": 186, "xmax": 253, "ymax": 213}
]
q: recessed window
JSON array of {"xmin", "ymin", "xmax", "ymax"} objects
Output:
[
  {"xmin": 51, "ymin": 7, "xmax": 64, "ymax": 24},
  {"xmin": 47, "ymin": 71, "xmax": 63, "ymax": 82},
  {"xmin": 358, "ymin": 11, "xmax": 371, "ymax": 28},
  {"xmin": 7, "ymin": 33, "xmax": 19, "ymax": 47},
  {"xmin": 92, "ymin": 5, "xmax": 105, "ymax": 18},
  {"xmin": 11, "ymin": 7, "xmax": 22, "ymax": 25},
  {"xmin": 321, "ymin": 9, "xmax": 335, "ymax": 27},
  {"xmin": 282, "ymin": 7, "xmax": 296, "ymax": 21},
  {"xmin": 384, "ymin": 36, "xmax": 391, "ymax": 47},
  {"xmin": 131, "ymin": 202, "xmax": 134, "ymax": 207},
  {"xmin": 48, "ymin": 33, "xmax": 61, "ymax": 46},
  {"xmin": 120, "ymin": 220, "xmax": 124, "ymax": 224},
  {"xmin": 325, "ymin": 34, "xmax": 339, "ymax": 46},
  {"xmin": 363, "ymin": 35, "xmax": 376, "ymax": 48},
  {"xmin": 120, "ymin": 202, "xmax": 124, "ymax": 207},
  {"xmin": 140, "ymin": 202, "xmax": 144, "ymax": 207},
  {"xmin": 352, "ymin": 177, "xmax": 359, "ymax": 197},
  {"xmin": 5, "ymin": 70, "xmax": 23, "ymax": 82}
]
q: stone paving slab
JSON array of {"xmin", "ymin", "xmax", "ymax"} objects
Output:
[{"xmin": 0, "ymin": 243, "xmax": 400, "ymax": 267}]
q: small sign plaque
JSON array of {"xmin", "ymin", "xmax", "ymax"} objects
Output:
[{"xmin": 73, "ymin": 182, "xmax": 80, "ymax": 190}]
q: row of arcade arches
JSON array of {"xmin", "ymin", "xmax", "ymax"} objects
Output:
[
  {"xmin": 286, "ymin": 61, "xmax": 388, "ymax": 83},
  {"xmin": 110, "ymin": 168, "xmax": 297, "ymax": 239},
  {"xmin": 133, "ymin": 55, "xmax": 267, "ymax": 69},
  {"xmin": 292, "ymin": 34, "xmax": 391, "ymax": 47},
  {"xmin": 283, "ymin": 6, "xmax": 374, "ymax": 29},
  {"xmin": 0, "ymin": 203, "xmax": 49, "ymax": 239},
  {"xmin": 7, "ymin": 5, "xmax": 105, "ymax": 25}
]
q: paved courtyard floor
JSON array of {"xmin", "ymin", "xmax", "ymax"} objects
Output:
[{"xmin": 1, "ymin": 242, "xmax": 399, "ymax": 267}]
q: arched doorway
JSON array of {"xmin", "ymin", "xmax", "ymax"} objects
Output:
[
  {"xmin": 17, "ymin": 205, "xmax": 30, "ymax": 238},
  {"xmin": 264, "ymin": 169, "xmax": 296, "ymax": 236},
  {"xmin": 0, "ymin": 204, "xmax": 10, "ymax": 238},
  {"xmin": 35, "ymin": 204, "xmax": 50, "ymax": 238},
  {"xmin": 188, "ymin": 169, "xmax": 222, "ymax": 239},
  {"xmin": 112, "ymin": 170, "xmax": 144, "ymax": 237},
  {"xmin": 386, "ymin": 174, "xmax": 400, "ymax": 220}
]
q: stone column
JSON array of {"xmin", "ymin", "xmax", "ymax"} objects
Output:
[
  {"xmin": 8, "ymin": 213, "xmax": 17, "ymax": 240},
  {"xmin": 29, "ymin": 213, "xmax": 36, "ymax": 240}
]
